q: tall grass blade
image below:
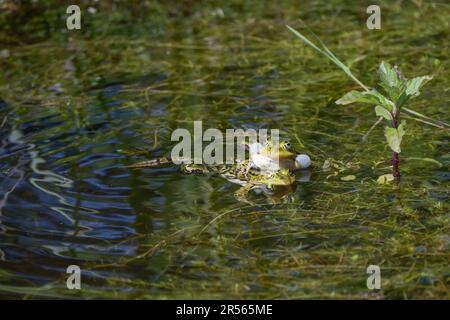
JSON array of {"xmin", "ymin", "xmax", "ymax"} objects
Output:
[
  {"xmin": 403, "ymin": 107, "xmax": 450, "ymax": 129},
  {"xmin": 287, "ymin": 23, "xmax": 449, "ymax": 130},
  {"xmin": 287, "ymin": 24, "xmax": 369, "ymax": 91}
]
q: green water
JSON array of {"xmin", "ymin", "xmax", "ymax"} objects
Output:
[{"xmin": 0, "ymin": 0, "xmax": 448, "ymax": 299}]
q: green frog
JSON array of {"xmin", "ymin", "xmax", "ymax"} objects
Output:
[
  {"xmin": 128, "ymin": 138, "xmax": 308, "ymax": 203},
  {"xmin": 231, "ymin": 168, "xmax": 296, "ymax": 204},
  {"xmin": 246, "ymin": 139, "xmax": 311, "ymax": 171},
  {"xmin": 129, "ymin": 159, "xmax": 296, "ymax": 203}
]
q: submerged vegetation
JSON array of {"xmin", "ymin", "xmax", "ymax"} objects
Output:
[{"xmin": 0, "ymin": 1, "xmax": 449, "ymax": 299}]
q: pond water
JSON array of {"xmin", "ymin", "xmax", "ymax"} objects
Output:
[{"xmin": 0, "ymin": 1, "xmax": 448, "ymax": 299}]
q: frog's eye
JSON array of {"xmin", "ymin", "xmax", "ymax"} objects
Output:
[{"xmin": 281, "ymin": 141, "xmax": 291, "ymax": 150}]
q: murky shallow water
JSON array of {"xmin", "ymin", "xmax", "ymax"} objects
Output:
[{"xmin": 0, "ymin": 1, "xmax": 448, "ymax": 299}]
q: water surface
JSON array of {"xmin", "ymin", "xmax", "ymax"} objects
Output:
[{"xmin": 0, "ymin": 1, "xmax": 448, "ymax": 299}]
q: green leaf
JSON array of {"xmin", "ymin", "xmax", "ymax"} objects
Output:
[
  {"xmin": 336, "ymin": 89, "xmax": 396, "ymax": 113},
  {"xmin": 379, "ymin": 61, "xmax": 403, "ymax": 89},
  {"xmin": 395, "ymin": 92, "xmax": 411, "ymax": 108},
  {"xmin": 384, "ymin": 121, "xmax": 406, "ymax": 153},
  {"xmin": 336, "ymin": 90, "xmax": 380, "ymax": 105},
  {"xmin": 375, "ymin": 105, "xmax": 393, "ymax": 121},
  {"xmin": 377, "ymin": 174, "xmax": 394, "ymax": 184},
  {"xmin": 405, "ymin": 76, "xmax": 432, "ymax": 97},
  {"xmin": 396, "ymin": 76, "xmax": 431, "ymax": 106},
  {"xmin": 336, "ymin": 90, "xmax": 376, "ymax": 105},
  {"xmin": 341, "ymin": 175, "xmax": 356, "ymax": 181},
  {"xmin": 378, "ymin": 62, "xmax": 408, "ymax": 104},
  {"xmin": 380, "ymin": 81, "xmax": 407, "ymax": 104},
  {"xmin": 368, "ymin": 90, "xmax": 396, "ymax": 111}
]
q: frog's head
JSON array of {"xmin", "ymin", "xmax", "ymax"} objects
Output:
[
  {"xmin": 260, "ymin": 139, "xmax": 296, "ymax": 161},
  {"xmin": 259, "ymin": 168, "xmax": 296, "ymax": 186}
]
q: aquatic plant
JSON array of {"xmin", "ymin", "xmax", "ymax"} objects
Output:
[
  {"xmin": 337, "ymin": 62, "xmax": 433, "ymax": 183},
  {"xmin": 287, "ymin": 24, "xmax": 438, "ymax": 184}
]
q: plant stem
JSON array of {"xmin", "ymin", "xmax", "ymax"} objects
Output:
[
  {"xmin": 391, "ymin": 116, "xmax": 401, "ymax": 185},
  {"xmin": 393, "ymin": 151, "xmax": 400, "ymax": 184}
]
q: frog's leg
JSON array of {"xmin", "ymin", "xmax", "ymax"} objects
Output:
[
  {"xmin": 235, "ymin": 160, "xmax": 253, "ymax": 179},
  {"xmin": 129, "ymin": 157, "xmax": 172, "ymax": 168},
  {"xmin": 284, "ymin": 194, "xmax": 295, "ymax": 203},
  {"xmin": 180, "ymin": 163, "xmax": 210, "ymax": 174},
  {"xmin": 234, "ymin": 184, "xmax": 256, "ymax": 205},
  {"xmin": 244, "ymin": 160, "xmax": 253, "ymax": 176}
]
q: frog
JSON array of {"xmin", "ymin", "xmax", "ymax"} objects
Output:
[
  {"xmin": 129, "ymin": 159, "xmax": 297, "ymax": 203},
  {"xmin": 129, "ymin": 138, "xmax": 299, "ymax": 171},
  {"xmin": 127, "ymin": 136, "xmax": 309, "ymax": 203},
  {"xmin": 232, "ymin": 168, "xmax": 296, "ymax": 204},
  {"xmin": 179, "ymin": 162, "xmax": 297, "ymax": 203}
]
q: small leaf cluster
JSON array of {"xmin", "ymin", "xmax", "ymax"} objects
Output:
[{"xmin": 336, "ymin": 61, "xmax": 432, "ymax": 153}]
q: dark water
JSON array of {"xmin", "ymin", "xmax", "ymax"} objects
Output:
[{"xmin": 0, "ymin": 1, "xmax": 448, "ymax": 299}]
